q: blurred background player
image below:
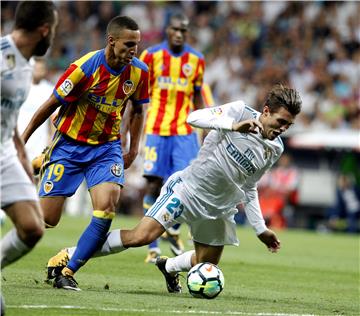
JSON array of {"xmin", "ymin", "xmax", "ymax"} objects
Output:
[
  {"xmin": 22, "ymin": 16, "xmax": 149, "ymax": 291},
  {"xmin": 17, "ymin": 58, "xmax": 54, "ymax": 164},
  {"xmin": 326, "ymin": 173, "xmax": 360, "ymax": 233},
  {"xmin": 0, "ymin": 1, "xmax": 58, "ymax": 269},
  {"xmin": 140, "ymin": 13, "xmax": 205, "ymax": 263},
  {"xmin": 257, "ymin": 153, "xmax": 300, "ymax": 229}
]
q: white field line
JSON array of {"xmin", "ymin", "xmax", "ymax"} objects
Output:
[{"xmin": 8, "ymin": 305, "xmax": 317, "ymax": 316}]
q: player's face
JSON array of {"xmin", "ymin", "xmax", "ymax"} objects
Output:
[
  {"xmin": 261, "ymin": 105, "xmax": 295, "ymax": 140},
  {"xmin": 111, "ymin": 29, "xmax": 140, "ymax": 65},
  {"xmin": 167, "ymin": 19, "xmax": 188, "ymax": 49},
  {"xmin": 34, "ymin": 10, "xmax": 58, "ymax": 56}
]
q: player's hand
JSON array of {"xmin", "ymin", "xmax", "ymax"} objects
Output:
[
  {"xmin": 257, "ymin": 229, "xmax": 281, "ymax": 253},
  {"xmin": 232, "ymin": 119, "xmax": 263, "ymax": 134},
  {"xmin": 31, "ymin": 147, "xmax": 48, "ymax": 175},
  {"xmin": 123, "ymin": 150, "xmax": 137, "ymax": 169}
]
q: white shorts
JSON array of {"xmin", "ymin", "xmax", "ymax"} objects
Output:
[
  {"xmin": 0, "ymin": 140, "xmax": 39, "ymax": 208},
  {"xmin": 145, "ymin": 172, "xmax": 239, "ymax": 246}
]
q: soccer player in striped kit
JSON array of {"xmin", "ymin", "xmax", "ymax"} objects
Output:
[
  {"xmin": 22, "ymin": 16, "xmax": 149, "ymax": 290},
  {"xmin": 140, "ymin": 13, "xmax": 206, "ymax": 262}
]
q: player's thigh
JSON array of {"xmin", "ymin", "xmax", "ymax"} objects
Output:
[
  {"xmin": 85, "ymin": 141, "xmax": 124, "ymax": 213},
  {"xmin": 89, "ymin": 182, "xmax": 121, "ymax": 213},
  {"xmin": 189, "ymin": 217, "xmax": 239, "ymax": 248},
  {"xmin": 143, "ymin": 134, "xmax": 171, "ymax": 179},
  {"xmin": 38, "ymin": 134, "xmax": 85, "ymax": 198},
  {"xmin": 193, "ymin": 241, "xmax": 224, "ymax": 265},
  {"xmin": 145, "ymin": 174, "xmax": 185, "ymax": 231},
  {"xmin": 4, "ymin": 200, "xmax": 44, "ymax": 238},
  {"xmin": 172, "ymin": 133, "xmax": 199, "ymax": 172},
  {"xmin": 1, "ymin": 147, "xmax": 39, "ymax": 209}
]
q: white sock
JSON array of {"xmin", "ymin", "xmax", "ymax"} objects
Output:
[
  {"xmin": 66, "ymin": 246, "xmax": 76, "ymax": 259},
  {"xmin": 1, "ymin": 229, "xmax": 31, "ymax": 269},
  {"xmin": 165, "ymin": 250, "xmax": 195, "ymax": 273},
  {"xmin": 95, "ymin": 229, "xmax": 125, "ymax": 256},
  {"xmin": 65, "ymin": 229, "xmax": 125, "ymax": 259}
]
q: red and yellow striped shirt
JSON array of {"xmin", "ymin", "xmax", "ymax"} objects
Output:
[
  {"xmin": 53, "ymin": 49, "xmax": 149, "ymax": 144},
  {"xmin": 140, "ymin": 41, "xmax": 205, "ymax": 136}
]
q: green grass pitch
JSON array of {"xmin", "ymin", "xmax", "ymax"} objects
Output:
[{"xmin": 1, "ymin": 214, "xmax": 359, "ymax": 316}]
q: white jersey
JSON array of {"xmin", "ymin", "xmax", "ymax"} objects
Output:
[
  {"xmin": 182, "ymin": 101, "xmax": 284, "ymax": 235},
  {"xmin": 1, "ymin": 35, "xmax": 33, "ymax": 144},
  {"xmin": 1, "ymin": 35, "xmax": 38, "ymax": 207}
]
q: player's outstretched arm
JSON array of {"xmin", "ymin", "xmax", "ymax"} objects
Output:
[{"xmin": 257, "ymin": 229, "xmax": 281, "ymax": 253}]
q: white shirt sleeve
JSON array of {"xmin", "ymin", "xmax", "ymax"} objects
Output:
[
  {"xmin": 187, "ymin": 101, "xmax": 245, "ymax": 131},
  {"xmin": 243, "ymin": 185, "xmax": 268, "ymax": 235}
]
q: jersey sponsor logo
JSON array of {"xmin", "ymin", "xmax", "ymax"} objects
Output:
[
  {"xmin": 59, "ymin": 79, "xmax": 74, "ymax": 96},
  {"xmin": 226, "ymin": 143, "xmax": 256, "ymax": 175},
  {"xmin": 182, "ymin": 63, "xmax": 193, "ymax": 77},
  {"xmin": 87, "ymin": 93, "xmax": 124, "ymax": 108},
  {"xmin": 44, "ymin": 181, "xmax": 54, "ymax": 194},
  {"xmin": 123, "ymin": 80, "xmax": 134, "ymax": 95},
  {"xmin": 110, "ymin": 163, "xmax": 123, "ymax": 177},
  {"xmin": 157, "ymin": 76, "xmax": 188, "ymax": 89}
]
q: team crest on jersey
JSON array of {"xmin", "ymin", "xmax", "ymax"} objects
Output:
[
  {"xmin": 110, "ymin": 163, "xmax": 123, "ymax": 177},
  {"xmin": 162, "ymin": 212, "xmax": 170, "ymax": 222},
  {"xmin": 182, "ymin": 63, "xmax": 193, "ymax": 77},
  {"xmin": 44, "ymin": 181, "xmax": 53, "ymax": 194},
  {"xmin": 5, "ymin": 54, "xmax": 15, "ymax": 69},
  {"xmin": 123, "ymin": 80, "xmax": 134, "ymax": 95},
  {"xmin": 143, "ymin": 161, "xmax": 154, "ymax": 172},
  {"xmin": 59, "ymin": 79, "xmax": 74, "ymax": 96},
  {"xmin": 263, "ymin": 146, "xmax": 272, "ymax": 160}
]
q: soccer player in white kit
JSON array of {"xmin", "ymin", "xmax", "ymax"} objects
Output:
[
  {"xmin": 48, "ymin": 84, "xmax": 301, "ymax": 293},
  {"xmin": 0, "ymin": 1, "xmax": 58, "ymax": 269}
]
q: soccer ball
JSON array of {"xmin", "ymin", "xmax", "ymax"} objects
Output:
[{"xmin": 187, "ymin": 262, "xmax": 225, "ymax": 299}]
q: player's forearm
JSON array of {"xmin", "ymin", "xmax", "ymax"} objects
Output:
[
  {"xmin": 193, "ymin": 90, "xmax": 204, "ymax": 110},
  {"xmin": 13, "ymin": 128, "xmax": 34, "ymax": 182},
  {"xmin": 128, "ymin": 106, "xmax": 145, "ymax": 155},
  {"xmin": 243, "ymin": 189, "xmax": 267, "ymax": 235},
  {"xmin": 187, "ymin": 107, "xmax": 234, "ymax": 130},
  {"xmin": 22, "ymin": 94, "xmax": 59, "ymax": 143}
]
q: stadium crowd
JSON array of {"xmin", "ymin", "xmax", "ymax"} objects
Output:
[{"xmin": 2, "ymin": 1, "xmax": 358, "ymax": 132}]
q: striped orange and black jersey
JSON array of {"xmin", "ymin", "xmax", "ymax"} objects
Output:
[
  {"xmin": 53, "ymin": 49, "xmax": 149, "ymax": 144},
  {"xmin": 140, "ymin": 41, "xmax": 205, "ymax": 136}
]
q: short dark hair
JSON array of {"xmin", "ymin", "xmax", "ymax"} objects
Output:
[
  {"xmin": 169, "ymin": 13, "xmax": 189, "ymax": 26},
  {"xmin": 14, "ymin": 1, "xmax": 56, "ymax": 31},
  {"xmin": 107, "ymin": 16, "xmax": 139, "ymax": 37},
  {"xmin": 265, "ymin": 84, "xmax": 302, "ymax": 116}
]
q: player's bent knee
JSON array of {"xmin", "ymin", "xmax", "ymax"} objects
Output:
[{"xmin": 18, "ymin": 223, "xmax": 44, "ymax": 247}]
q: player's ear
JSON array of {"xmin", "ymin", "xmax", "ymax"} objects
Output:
[
  {"xmin": 263, "ymin": 105, "xmax": 270, "ymax": 116},
  {"xmin": 38, "ymin": 24, "xmax": 50, "ymax": 38},
  {"xmin": 108, "ymin": 35, "xmax": 116, "ymax": 47}
]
